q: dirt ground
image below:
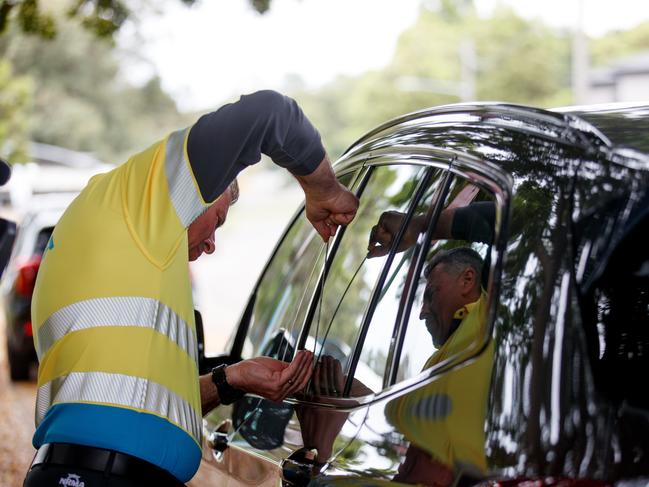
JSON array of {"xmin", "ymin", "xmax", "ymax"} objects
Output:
[{"xmin": 0, "ymin": 312, "xmax": 37, "ymax": 487}]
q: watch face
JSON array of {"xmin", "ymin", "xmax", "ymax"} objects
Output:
[{"xmin": 212, "ymin": 365, "xmax": 227, "ymax": 386}]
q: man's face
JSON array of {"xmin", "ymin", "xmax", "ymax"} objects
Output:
[
  {"xmin": 419, "ymin": 263, "xmax": 463, "ymax": 348},
  {"xmin": 187, "ymin": 189, "xmax": 232, "ymax": 261}
]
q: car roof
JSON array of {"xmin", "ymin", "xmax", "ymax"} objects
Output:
[
  {"xmin": 336, "ymin": 101, "xmax": 649, "ymax": 173},
  {"xmin": 555, "ymin": 102, "xmax": 649, "ymax": 155}
]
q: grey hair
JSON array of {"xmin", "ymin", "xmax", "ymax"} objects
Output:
[{"xmin": 424, "ymin": 247, "xmax": 483, "ymax": 281}]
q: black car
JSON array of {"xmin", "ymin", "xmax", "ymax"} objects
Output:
[{"xmin": 192, "ymin": 102, "xmax": 649, "ymax": 487}]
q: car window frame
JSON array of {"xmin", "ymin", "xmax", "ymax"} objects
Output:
[
  {"xmin": 292, "ymin": 155, "xmax": 461, "ymax": 406},
  {"xmin": 287, "ymin": 151, "xmax": 511, "ymax": 408},
  {"xmin": 382, "ymin": 154, "xmax": 511, "ymax": 396}
]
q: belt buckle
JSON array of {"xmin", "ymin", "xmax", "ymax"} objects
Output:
[{"xmin": 31, "ymin": 443, "xmax": 51, "ymax": 467}]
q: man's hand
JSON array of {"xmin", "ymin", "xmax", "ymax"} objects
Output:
[
  {"xmin": 310, "ymin": 355, "xmax": 374, "ymax": 398},
  {"xmin": 226, "ymin": 350, "xmax": 314, "ymax": 402},
  {"xmin": 305, "ymin": 185, "xmax": 358, "ymax": 242},
  {"xmin": 368, "ymin": 211, "xmax": 425, "ymax": 258},
  {"xmin": 296, "ymin": 156, "xmax": 359, "ymax": 242}
]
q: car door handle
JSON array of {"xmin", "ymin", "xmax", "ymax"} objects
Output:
[
  {"xmin": 281, "ymin": 448, "xmax": 319, "ymax": 487},
  {"xmin": 207, "ymin": 419, "xmax": 233, "ymax": 455}
]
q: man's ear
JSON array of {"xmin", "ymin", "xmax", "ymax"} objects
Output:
[{"xmin": 459, "ymin": 267, "xmax": 477, "ymax": 295}]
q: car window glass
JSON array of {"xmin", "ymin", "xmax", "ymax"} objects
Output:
[
  {"xmin": 240, "ymin": 171, "xmax": 357, "ymax": 361},
  {"xmin": 394, "ymin": 178, "xmax": 496, "ymax": 383},
  {"xmin": 307, "ymin": 164, "xmax": 427, "ymax": 397},
  {"xmin": 350, "ymin": 169, "xmax": 449, "ymax": 394}
]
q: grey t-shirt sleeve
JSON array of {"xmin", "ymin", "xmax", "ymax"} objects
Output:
[
  {"xmin": 451, "ymin": 201, "xmax": 495, "ymax": 244},
  {"xmin": 186, "ymin": 90, "xmax": 325, "ymax": 203}
]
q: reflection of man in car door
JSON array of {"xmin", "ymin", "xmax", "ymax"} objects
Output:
[{"xmin": 387, "ymin": 248, "xmax": 494, "ymax": 486}]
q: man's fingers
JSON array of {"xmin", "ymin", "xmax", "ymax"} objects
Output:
[
  {"xmin": 330, "ymin": 212, "xmax": 355, "ymax": 226},
  {"xmin": 292, "ymin": 359, "xmax": 313, "ymax": 393},
  {"xmin": 326, "ymin": 356, "xmax": 337, "ymax": 395},
  {"xmin": 333, "ymin": 359, "xmax": 344, "ymax": 393},
  {"xmin": 367, "ymin": 246, "xmax": 389, "ymax": 259},
  {"xmin": 281, "ymin": 351, "xmax": 313, "ymax": 396},
  {"xmin": 293, "ymin": 351, "xmax": 313, "ymax": 386},
  {"xmin": 312, "ymin": 361, "xmax": 322, "ymax": 393},
  {"xmin": 368, "ymin": 224, "xmax": 379, "ymax": 249},
  {"xmin": 313, "ymin": 221, "xmax": 331, "ymax": 242}
]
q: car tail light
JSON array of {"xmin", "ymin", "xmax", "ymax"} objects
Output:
[{"xmin": 14, "ymin": 256, "xmax": 42, "ymax": 297}]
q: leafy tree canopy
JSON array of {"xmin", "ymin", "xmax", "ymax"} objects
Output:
[
  {"xmin": 0, "ymin": 8, "xmax": 191, "ymax": 163},
  {"xmin": 292, "ymin": 5, "xmax": 573, "ymax": 158},
  {"xmin": 0, "ymin": 0, "xmax": 272, "ymax": 39},
  {"xmin": 0, "ymin": 60, "xmax": 32, "ymax": 162}
]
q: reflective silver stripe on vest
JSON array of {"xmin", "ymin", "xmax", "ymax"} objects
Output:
[
  {"xmin": 35, "ymin": 371, "xmax": 201, "ymax": 443},
  {"xmin": 165, "ymin": 128, "xmax": 207, "ymax": 227},
  {"xmin": 36, "ymin": 297, "xmax": 197, "ymax": 364}
]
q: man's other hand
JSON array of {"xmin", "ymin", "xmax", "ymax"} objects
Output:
[
  {"xmin": 305, "ymin": 184, "xmax": 358, "ymax": 242},
  {"xmin": 226, "ymin": 350, "xmax": 314, "ymax": 402},
  {"xmin": 296, "ymin": 156, "xmax": 359, "ymax": 242},
  {"xmin": 368, "ymin": 211, "xmax": 424, "ymax": 258}
]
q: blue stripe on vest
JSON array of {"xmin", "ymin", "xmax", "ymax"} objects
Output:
[{"xmin": 33, "ymin": 403, "xmax": 201, "ymax": 482}]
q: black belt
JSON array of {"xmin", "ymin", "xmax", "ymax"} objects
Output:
[{"xmin": 31, "ymin": 443, "xmax": 183, "ymax": 485}]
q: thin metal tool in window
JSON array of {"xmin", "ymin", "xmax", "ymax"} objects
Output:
[
  {"xmin": 311, "ymin": 238, "xmax": 329, "ymax": 368},
  {"xmin": 228, "ymin": 235, "xmax": 329, "ymax": 442},
  {"xmin": 277, "ymin": 240, "xmax": 328, "ymax": 365},
  {"xmin": 308, "ymin": 238, "xmax": 368, "ymax": 395}
]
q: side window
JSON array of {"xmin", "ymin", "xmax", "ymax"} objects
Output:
[
  {"xmin": 306, "ymin": 164, "xmax": 431, "ymax": 396},
  {"xmin": 239, "ymin": 171, "xmax": 358, "ymax": 361},
  {"xmin": 394, "ymin": 177, "xmax": 496, "ymax": 383},
  {"xmin": 348, "ymin": 168, "xmax": 448, "ymax": 393}
]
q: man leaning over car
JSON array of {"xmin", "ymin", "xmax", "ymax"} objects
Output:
[{"xmin": 23, "ymin": 90, "xmax": 359, "ymax": 487}]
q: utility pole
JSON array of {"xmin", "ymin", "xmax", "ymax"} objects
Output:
[
  {"xmin": 459, "ymin": 38, "xmax": 476, "ymax": 102},
  {"xmin": 572, "ymin": 0, "xmax": 589, "ymax": 104}
]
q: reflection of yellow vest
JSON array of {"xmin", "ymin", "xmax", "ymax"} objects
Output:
[
  {"xmin": 32, "ymin": 128, "xmax": 209, "ymax": 481},
  {"xmin": 386, "ymin": 293, "xmax": 494, "ymax": 475}
]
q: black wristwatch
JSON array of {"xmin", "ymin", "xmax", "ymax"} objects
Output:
[{"xmin": 211, "ymin": 364, "xmax": 245, "ymax": 405}]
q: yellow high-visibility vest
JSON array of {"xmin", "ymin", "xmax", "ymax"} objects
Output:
[
  {"xmin": 32, "ymin": 128, "xmax": 209, "ymax": 481},
  {"xmin": 386, "ymin": 293, "xmax": 494, "ymax": 478}
]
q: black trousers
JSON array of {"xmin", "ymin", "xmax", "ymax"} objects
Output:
[{"xmin": 23, "ymin": 443, "xmax": 186, "ymax": 487}]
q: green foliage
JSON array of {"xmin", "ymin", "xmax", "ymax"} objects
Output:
[
  {"xmin": 0, "ymin": 13, "xmax": 188, "ymax": 163},
  {"xmin": 0, "ymin": 59, "xmax": 32, "ymax": 162},
  {"xmin": 0, "ymin": 0, "xmax": 56, "ymax": 39},
  {"xmin": 0, "ymin": 0, "xmax": 274, "ymax": 40},
  {"xmin": 250, "ymin": 0, "xmax": 270, "ymax": 14},
  {"xmin": 590, "ymin": 20, "xmax": 649, "ymax": 67},
  {"xmin": 292, "ymin": 5, "xmax": 574, "ymax": 159},
  {"xmin": 67, "ymin": 0, "xmax": 129, "ymax": 38},
  {"xmin": 471, "ymin": 7, "xmax": 571, "ymax": 105},
  {"xmin": 0, "ymin": 0, "xmax": 125, "ymax": 38}
]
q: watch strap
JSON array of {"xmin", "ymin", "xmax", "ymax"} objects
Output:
[{"xmin": 211, "ymin": 364, "xmax": 245, "ymax": 405}]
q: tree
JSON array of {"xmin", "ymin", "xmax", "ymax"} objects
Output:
[
  {"xmin": 590, "ymin": 20, "xmax": 649, "ymax": 67},
  {"xmin": 291, "ymin": 5, "xmax": 573, "ymax": 159},
  {"xmin": 0, "ymin": 59, "xmax": 32, "ymax": 162},
  {"xmin": 0, "ymin": 11, "xmax": 189, "ymax": 163},
  {"xmin": 0, "ymin": 0, "xmax": 271, "ymax": 39}
]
